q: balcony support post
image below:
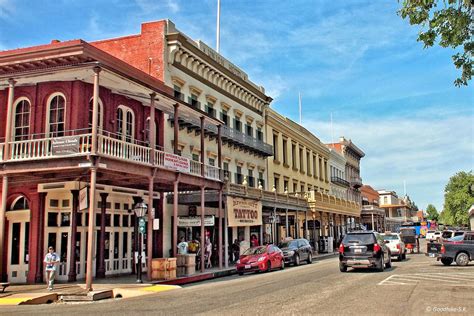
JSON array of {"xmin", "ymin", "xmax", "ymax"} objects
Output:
[
  {"xmin": 173, "ymin": 104, "xmax": 179, "ymax": 155},
  {"xmin": 86, "ymin": 166, "xmax": 98, "ymax": 291},
  {"xmin": 4, "ymin": 79, "xmax": 15, "ymax": 161},
  {"xmin": 200, "ymin": 186, "xmax": 206, "ymax": 272},
  {"xmin": 96, "ymin": 192, "xmax": 108, "ymax": 279},
  {"xmin": 147, "ymin": 175, "xmax": 154, "ymax": 280},
  {"xmin": 305, "ymin": 211, "xmax": 308, "ymax": 240},
  {"xmin": 68, "ymin": 190, "xmax": 79, "ymax": 282},
  {"xmin": 218, "ymin": 187, "xmax": 223, "ymax": 269},
  {"xmin": 91, "ymin": 67, "xmax": 101, "ymax": 155},
  {"xmin": 149, "ymin": 93, "xmax": 156, "ymax": 165},
  {"xmin": 217, "ymin": 125, "xmax": 222, "ymax": 179},
  {"xmin": 35, "ymin": 192, "xmax": 46, "ymax": 283},
  {"xmin": 200, "ymin": 117, "xmax": 205, "ymax": 177},
  {"xmin": 295, "ymin": 210, "xmax": 299, "ymax": 239},
  {"xmin": 0, "ymin": 176, "xmax": 8, "ymax": 280},
  {"xmin": 285, "ymin": 208, "xmax": 289, "ymax": 238},
  {"xmin": 172, "ymin": 177, "xmax": 179, "ymax": 258}
]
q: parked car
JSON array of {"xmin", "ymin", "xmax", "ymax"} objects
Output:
[
  {"xmin": 278, "ymin": 238, "xmax": 313, "ymax": 266},
  {"xmin": 400, "ymin": 227, "xmax": 419, "ymax": 253},
  {"xmin": 426, "ymin": 230, "xmax": 442, "ymax": 242},
  {"xmin": 426, "ymin": 232, "xmax": 474, "ymax": 266},
  {"xmin": 382, "ymin": 233, "xmax": 406, "ymax": 261},
  {"xmin": 339, "ymin": 231, "xmax": 391, "ymax": 272},
  {"xmin": 236, "ymin": 245, "xmax": 285, "ymax": 275}
]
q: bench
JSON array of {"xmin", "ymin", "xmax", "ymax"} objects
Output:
[{"xmin": 0, "ymin": 282, "xmax": 10, "ymax": 293}]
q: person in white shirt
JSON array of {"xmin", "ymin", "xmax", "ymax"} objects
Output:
[
  {"xmin": 43, "ymin": 246, "xmax": 60, "ymax": 290},
  {"xmin": 177, "ymin": 237, "xmax": 188, "ymax": 255}
]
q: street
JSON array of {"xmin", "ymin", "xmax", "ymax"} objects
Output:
[{"xmin": 3, "ymin": 242, "xmax": 474, "ymax": 316}]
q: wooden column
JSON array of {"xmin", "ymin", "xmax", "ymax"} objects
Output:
[
  {"xmin": 35, "ymin": 192, "xmax": 46, "ymax": 283},
  {"xmin": 91, "ymin": 67, "xmax": 101, "ymax": 155},
  {"xmin": 200, "ymin": 187, "xmax": 206, "ymax": 272},
  {"xmin": 304, "ymin": 211, "xmax": 308, "ymax": 240},
  {"xmin": 97, "ymin": 192, "xmax": 108, "ymax": 278},
  {"xmin": 173, "ymin": 104, "xmax": 179, "ymax": 155},
  {"xmin": 218, "ymin": 188, "xmax": 223, "ymax": 269},
  {"xmin": 295, "ymin": 210, "xmax": 299, "ymax": 238},
  {"xmin": 200, "ymin": 116, "xmax": 205, "ymax": 177},
  {"xmin": 147, "ymin": 176, "xmax": 154, "ymax": 280},
  {"xmin": 320, "ymin": 211, "xmax": 324, "ymax": 237},
  {"xmin": 217, "ymin": 125, "xmax": 222, "ymax": 177},
  {"xmin": 285, "ymin": 209, "xmax": 289, "ymax": 238},
  {"xmin": 149, "ymin": 93, "xmax": 156, "ymax": 165},
  {"xmin": 85, "ymin": 167, "xmax": 97, "ymax": 291},
  {"xmin": 0, "ymin": 176, "xmax": 8, "ymax": 279},
  {"xmin": 68, "ymin": 190, "xmax": 79, "ymax": 282},
  {"xmin": 172, "ymin": 180, "xmax": 179, "ymax": 257}
]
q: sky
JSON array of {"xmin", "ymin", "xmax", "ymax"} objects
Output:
[{"xmin": 1, "ymin": 0, "xmax": 473, "ymax": 212}]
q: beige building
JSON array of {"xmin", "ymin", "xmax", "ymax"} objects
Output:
[{"xmin": 266, "ymin": 109, "xmax": 360, "ymax": 253}]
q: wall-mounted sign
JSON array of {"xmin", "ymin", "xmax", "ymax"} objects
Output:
[
  {"xmin": 79, "ymin": 187, "xmax": 88, "ymax": 211},
  {"xmin": 177, "ymin": 216, "xmax": 214, "ymax": 227},
  {"xmin": 163, "ymin": 153, "xmax": 190, "ymax": 173},
  {"xmin": 52, "ymin": 136, "xmax": 79, "ymax": 155},
  {"xmin": 227, "ymin": 197, "xmax": 262, "ymax": 227}
]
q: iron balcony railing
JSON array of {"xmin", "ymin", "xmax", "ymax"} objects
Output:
[
  {"xmin": 331, "ymin": 176, "xmax": 350, "ymax": 187},
  {"xmin": 1, "ymin": 129, "xmax": 221, "ymax": 182}
]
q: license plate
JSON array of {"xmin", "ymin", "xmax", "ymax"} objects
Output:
[
  {"xmin": 354, "ymin": 248, "xmax": 362, "ymax": 253},
  {"xmin": 245, "ymin": 264, "xmax": 251, "ymax": 269},
  {"xmin": 429, "ymin": 253, "xmax": 435, "ymax": 258}
]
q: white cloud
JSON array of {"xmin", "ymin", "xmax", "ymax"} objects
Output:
[
  {"xmin": 303, "ymin": 108, "xmax": 474, "ymax": 212},
  {"xmin": 134, "ymin": 0, "xmax": 179, "ymax": 14},
  {"xmin": 0, "ymin": 0, "xmax": 13, "ymax": 19}
]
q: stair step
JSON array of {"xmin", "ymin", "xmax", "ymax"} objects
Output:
[{"xmin": 60, "ymin": 290, "xmax": 113, "ymax": 302}]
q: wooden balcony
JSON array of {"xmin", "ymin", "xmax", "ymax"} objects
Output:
[{"xmin": 1, "ymin": 130, "xmax": 221, "ymax": 182}]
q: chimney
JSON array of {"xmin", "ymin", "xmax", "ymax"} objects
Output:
[{"xmin": 51, "ymin": 39, "xmax": 61, "ymax": 44}]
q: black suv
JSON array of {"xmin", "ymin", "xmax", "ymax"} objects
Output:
[
  {"xmin": 278, "ymin": 238, "xmax": 313, "ymax": 266},
  {"xmin": 339, "ymin": 231, "xmax": 391, "ymax": 272}
]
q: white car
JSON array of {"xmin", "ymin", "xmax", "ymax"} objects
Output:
[
  {"xmin": 426, "ymin": 230, "xmax": 442, "ymax": 242},
  {"xmin": 382, "ymin": 233, "xmax": 406, "ymax": 261}
]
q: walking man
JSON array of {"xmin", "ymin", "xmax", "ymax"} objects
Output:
[{"xmin": 44, "ymin": 246, "xmax": 60, "ymax": 290}]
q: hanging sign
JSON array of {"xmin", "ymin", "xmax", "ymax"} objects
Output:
[
  {"xmin": 177, "ymin": 216, "xmax": 215, "ymax": 227},
  {"xmin": 227, "ymin": 197, "xmax": 262, "ymax": 227},
  {"xmin": 79, "ymin": 187, "xmax": 88, "ymax": 211},
  {"xmin": 163, "ymin": 153, "xmax": 190, "ymax": 173},
  {"xmin": 51, "ymin": 136, "xmax": 80, "ymax": 155}
]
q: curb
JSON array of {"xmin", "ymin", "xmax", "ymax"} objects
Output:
[{"xmin": 0, "ymin": 293, "xmax": 57, "ymax": 306}]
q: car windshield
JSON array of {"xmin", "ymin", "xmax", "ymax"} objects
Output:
[
  {"xmin": 242, "ymin": 246, "xmax": 267, "ymax": 256},
  {"xmin": 400, "ymin": 229, "xmax": 416, "ymax": 236},
  {"xmin": 342, "ymin": 233, "xmax": 375, "ymax": 245},
  {"xmin": 278, "ymin": 241, "xmax": 297, "ymax": 248},
  {"xmin": 442, "ymin": 231, "xmax": 453, "ymax": 238},
  {"xmin": 448, "ymin": 235, "xmax": 464, "ymax": 242},
  {"xmin": 383, "ymin": 235, "xmax": 398, "ymax": 240}
]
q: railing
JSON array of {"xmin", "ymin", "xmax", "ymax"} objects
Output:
[
  {"xmin": 2, "ymin": 130, "xmax": 222, "ymax": 182},
  {"xmin": 331, "ymin": 176, "xmax": 350, "ymax": 187},
  {"xmin": 350, "ymin": 176, "xmax": 363, "ymax": 187}
]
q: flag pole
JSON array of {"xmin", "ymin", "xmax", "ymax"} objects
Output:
[
  {"xmin": 298, "ymin": 92, "xmax": 302, "ymax": 125},
  {"xmin": 216, "ymin": 0, "xmax": 221, "ymax": 53}
]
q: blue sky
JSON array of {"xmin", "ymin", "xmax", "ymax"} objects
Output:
[{"xmin": 1, "ymin": 0, "xmax": 473, "ymax": 213}]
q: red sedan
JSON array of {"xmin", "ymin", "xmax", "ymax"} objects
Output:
[{"xmin": 236, "ymin": 245, "xmax": 285, "ymax": 275}]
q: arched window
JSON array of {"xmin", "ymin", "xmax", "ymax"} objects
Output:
[
  {"xmin": 116, "ymin": 106, "xmax": 134, "ymax": 142},
  {"xmin": 13, "ymin": 98, "xmax": 30, "ymax": 141},
  {"xmin": 10, "ymin": 196, "xmax": 29, "ymax": 211},
  {"xmin": 47, "ymin": 93, "xmax": 66, "ymax": 137},
  {"xmin": 144, "ymin": 117, "xmax": 159, "ymax": 146},
  {"xmin": 88, "ymin": 98, "xmax": 103, "ymax": 132}
]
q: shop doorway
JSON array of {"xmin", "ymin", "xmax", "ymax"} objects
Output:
[{"xmin": 6, "ymin": 197, "xmax": 30, "ymax": 283}]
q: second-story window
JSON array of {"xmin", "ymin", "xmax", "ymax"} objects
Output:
[
  {"xmin": 206, "ymin": 103, "xmax": 216, "ymax": 118},
  {"xmin": 209, "ymin": 158, "xmax": 215, "ymax": 166},
  {"xmin": 13, "ymin": 99, "xmax": 30, "ymax": 141},
  {"xmin": 47, "ymin": 94, "xmax": 66, "ymax": 137},
  {"xmin": 173, "ymin": 85, "xmax": 184, "ymax": 101},
  {"xmin": 272, "ymin": 134, "xmax": 278, "ymax": 160},
  {"xmin": 256, "ymin": 128, "xmax": 263, "ymax": 141},
  {"xmin": 245, "ymin": 124, "xmax": 253, "ymax": 137},
  {"xmin": 144, "ymin": 117, "xmax": 158, "ymax": 146},
  {"xmin": 234, "ymin": 118, "xmax": 242, "ymax": 132},
  {"xmin": 236, "ymin": 166, "xmax": 243, "ymax": 184},
  {"xmin": 88, "ymin": 99, "xmax": 103, "ymax": 132},
  {"xmin": 292, "ymin": 143, "xmax": 297, "ymax": 169},
  {"xmin": 221, "ymin": 110, "xmax": 229, "ymax": 126},
  {"xmin": 188, "ymin": 94, "xmax": 200, "ymax": 109},
  {"xmin": 282, "ymin": 138, "xmax": 288, "ymax": 166},
  {"xmin": 116, "ymin": 106, "xmax": 134, "ymax": 142},
  {"xmin": 299, "ymin": 147, "xmax": 304, "ymax": 172}
]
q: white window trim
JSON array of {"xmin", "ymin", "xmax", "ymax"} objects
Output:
[
  {"xmin": 117, "ymin": 105, "xmax": 135, "ymax": 141},
  {"xmin": 45, "ymin": 92, "xmax": 67, "ymax": 137},
  {"xmin": 12, "ymin": 97, "xmax": 31, "ymax": 140},
  {"xmin": 89, "ymin": 97, "xmax": 104, "ymax": 132}
]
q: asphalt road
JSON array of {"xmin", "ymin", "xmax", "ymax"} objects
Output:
[{"xmin": 4, "ymin": 241, "xmax": 474, "ymax": 315}]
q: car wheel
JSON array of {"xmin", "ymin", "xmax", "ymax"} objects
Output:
[
  {"xmin": 307, "ymin": 253, "xmax": 312, "ymax": 264},
  {"xmin": 377, "ymin": 256, "xmax": 385, "ymax": 272},
  {"xmin": 402, "ymin": 252, "xmax": 407, "ymax": 260},
  {"xmin": 294, "ymin": 254, "xmax": 300, "ymax": 266},
  {"xmin": 441, "ymin": 257, "xmax": 453, "ymax": 266},
  {"xmin": 455, "ymin": 253, "xmax": 469, "ymax": 267},
  {"xmin": 339, "ymin": 262, "xmax": 347, "ymax": 272},
  {"xmin": 280, "ymin": 260, "xmax": 285, "ymax": 270},
  {"xmin": 385, "ymin": 255, "xmax": 392, "ymax": 269},
  {"xmin": 266, "ymin": 260, "xmax": 272, "ymax": 272},
  {"xmin": 398, "ymin": 254, "xmax": 403, "ymax": 261},
  {"xmin": 238, "ymin": 272, "xmax": 244, "ymax": 276}
]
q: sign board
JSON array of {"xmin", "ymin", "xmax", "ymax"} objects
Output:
[
  {"xmin": 227, "ymin": 197, "xmax": 262, "ymax": 227},
  {"xmin": 153, "ymin": 218, "xmax": 160, "ymax": 230},
  {"xmin": 52, "ymin": 136, "xmax": 80, "ymax": 155},
  {"xmin": 79, "ymin": 187, "xmax": 88, "ymax": 211},
  {"xmin": 163, "ymin": 153, "xmax": 190, "ymax": 173},
  {"xmin": 177, "ymin": 216, "xmax": 215, "ymax": 227}
]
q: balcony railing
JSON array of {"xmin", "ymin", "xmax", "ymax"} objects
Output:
[
  {"xmin": 331, "ymin": 176, "xmax": 350, "ymax": 187},
  {"xmin": 1, "ymin": 130, "xmax": 221, "ymax": 182},
  {"xmin": 169, "ymin": 114, "xmax": 273, "ymax": 156},
  {"xmin": 350, "ymin": 176, "xmax": 363, "ymax": 188}
]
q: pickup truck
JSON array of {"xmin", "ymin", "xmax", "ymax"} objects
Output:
[{"xmin": 426, "ymin": 232, "xmax": 474, "ymax": 266}]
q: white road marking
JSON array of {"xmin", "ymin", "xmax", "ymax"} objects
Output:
[{"xmin": 378, "ymin": 272, "xmax": 474, "ymax": 287}]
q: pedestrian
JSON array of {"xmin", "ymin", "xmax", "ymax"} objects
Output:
[
  {"xmin": 44, "ymin": 246, "xmax": 60, "ymax": 291},
  {"xmin": 205, "ymin": 238, "xmax": 213, "ymax": 268},
  {"xmin": 177, "ymin": 236, "xmax": 188, "ymax": 255},
  {"xmin": 251, "ymin": 234, "xmax": 259, "ymax": 247},
  {"xmin": 232, "ymin": 239, "xmax": 240, "ymax": 263}
]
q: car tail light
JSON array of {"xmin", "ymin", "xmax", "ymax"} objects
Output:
[
  {"xmin": 373, "ymin": 243, "xmax": 381, "ymax": 253},
  {"xmin": 397, "ymin": 244, "xmax": 401, "ymax": 250},
  {"xmin": 441, "ymin": 245, "xmax": 445, "ymax": 254},
  {"xmin": 338, "ymin": 243, "xmax": 344, "ymax": 254}
]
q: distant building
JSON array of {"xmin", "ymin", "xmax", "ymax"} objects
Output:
[
  {"xmin": 378, "ymin": 190, "xmax": 415, "ymax": 231},
  {"xmin": 360, "ymin": 185, "xmax": 385, "ymax": 232}
]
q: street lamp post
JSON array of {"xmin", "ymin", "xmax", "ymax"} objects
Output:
[{"xmin": 133, "ymin": 200, "xmax": 148, "ymax": 283}]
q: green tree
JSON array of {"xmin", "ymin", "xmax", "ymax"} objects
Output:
[
  {"xmin": 398, "ymin": 0, "xmax": 473, "ymax": 86},
  {"xmin": 443, "ymin": 171, "xmax": 474, "ymax": 226},
  {"xmin": 426, "ymin": 204, "xmax": 439, "ymax": 221}
]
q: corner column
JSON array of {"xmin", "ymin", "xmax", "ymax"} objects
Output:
[
  {"xmin": 0, "ymin": 176, "xmax": 8, "ymax": 280},
  {"xmin": 85, "ymin": 167, "xmax": 97, "ymax": 291},
  {"xmin": 3, "ymin": 79, "xmax": 15, "ymax": 161},
  {"xmin": 96, "ymin": 192, "xmax": 108, "ymax": 279},
  {"xmin": 35, "ymin": 192, "xmax": 46, "ymax": 283},
  {"xmin": 200, "ymin": 186, "xmax": 206, "ymax": 272},
  {"xmin": 172, "ymin": 179, "xmax": 179, "ymax": 257},
  {"xmin": 173, "ymin": 104, "xmax": 179, "ymax": 155},
  {"xmin": 149, "ymin": 93, "xmax": 156, "ymax": 165},
  {"xmin": 91, "ymin": 67, "xmax": 101, "ymax": 155},
  {"xmin": 218, "ymin": 188, "xmax": 223, "ymax": 269},
  {"xmin": 147, "ymin": 176, "xmax": 154, "ymax": 280},
  {"xmin": 68, "ymin": 190, "xmax": 79, "ymax": 282},
  {"xmin": 200, "ymin": 117, "xmax": 205, "ymax": 177}
]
